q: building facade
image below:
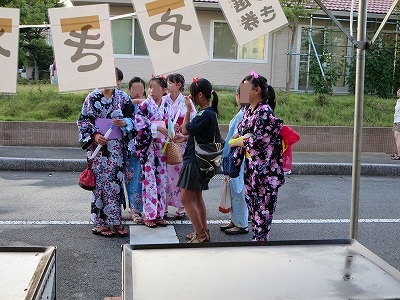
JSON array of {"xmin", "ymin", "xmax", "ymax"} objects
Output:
[{"xmin": 71, "ymin": 0, "xmax": 399, "ymax": 92}]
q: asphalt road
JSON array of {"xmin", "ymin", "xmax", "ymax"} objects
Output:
[{"xmin": 0, "ymin": 171, "xmax": 399, "ymax": 299}]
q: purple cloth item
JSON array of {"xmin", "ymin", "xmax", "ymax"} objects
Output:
[{"xmin": 95, "ymin": 118, "xmax": 122, "ymax": 139}]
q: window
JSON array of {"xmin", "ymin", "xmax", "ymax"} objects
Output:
[
  {"xmin": 298, "ymin": 26, "xmax": 351, "ymax": 91},
  {"xmin": 111, "ymin": 18, "xmax": 148, "ymax": 56},
  {"xmin": 212, "ymin": 21, "xmax": 265, "ymax": 61},
  {"xmin": 112, "ymin": 19, "xmax": 132, "ymax": 55}
]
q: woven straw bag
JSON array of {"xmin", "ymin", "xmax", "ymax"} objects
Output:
[{"xmin": 166, "ymin": 141, "xmax": 183, "ymax": 165}]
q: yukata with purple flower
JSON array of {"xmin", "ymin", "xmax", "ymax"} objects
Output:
[
  {"xmin": 135, "ymin": 76, "xmax": 173, "ymax": 228},
  {"xmin": 77, "ymin": 86, "xmax": 131, "ymax": 237},
  {"xmin": 231, "ymin": 72, "xmax": 285, "ymax": 241}
]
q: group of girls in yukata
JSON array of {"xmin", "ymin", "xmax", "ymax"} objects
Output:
[
  {"xmin": 77, "ymin": 69, "xmax": 196, "ymax": 236},
  {"xmin": 77, "ymin": 67, "xmax": 285, "ymax": 242}
]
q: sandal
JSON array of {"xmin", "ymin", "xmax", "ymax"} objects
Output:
[
  {"xmin": 220, "ymin": 222, "xmax": 235, "ymax": 231},
  {"xmin": 188, "ymin": 229, "xmax": 210, "ymax": 243},
  {"xmin": 186, "ymin": 229, "xmax": 210, "ymax": 241},
  {"xmin": 130, "ymin": 211, "xmax": 144, "ymax": 224},
  {"xmin": 91, "ymin": 227, "xmax": 115, "ymax": 237},
  {"xmin": 155, "ymin": 218, "xmax": 168, "ymax": 227},
  {"xmin": 175, "ymin": 210, "xmax": 186, "ymax": 220},
  {"xmin": 114, "ymin": 225, "xmax": 129, "ymax": 237},
  {"xmin": 143, "ymin": 219, "xmax": 157, "ymax": 228},
  {"xmin": 186, "ymin": 232, "xmax": 195, "ymax": 240}
]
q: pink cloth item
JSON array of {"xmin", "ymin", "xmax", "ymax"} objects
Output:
[{"xmin": 95, "ymin": 118, "xmax": 122, "ymax": 140}]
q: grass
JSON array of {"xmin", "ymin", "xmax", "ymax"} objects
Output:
[{"xmin": 0, "ymin": 83, "xmax": 395, "ymax": 126}]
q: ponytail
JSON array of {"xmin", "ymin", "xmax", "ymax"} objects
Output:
[
  {"xmin": 266, "ymin": 85, "xmax": 276, "ymax": 111},
  {"xmin": 211, "ymin": 90, "xmax": 219, "ymax": 116}
]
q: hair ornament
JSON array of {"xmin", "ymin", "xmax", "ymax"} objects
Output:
[
  {"xmin": 151, "ymin": 74, "xmax": 165, "ymax": 79},
  {"xmin": 251, "ymin": 70, "xmax": 259, "ymax": 79},
  {"xmin": 192, "ymin": 76, "xmax": 200, "ymax": 83}
]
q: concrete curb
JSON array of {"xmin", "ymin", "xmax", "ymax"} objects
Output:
[
  {"xmin": 0, "ymin": 158, "xmax": 86, "ymax": 172},
  {"xmin": 1, "ymin": 157, "xmax": 400, "ymax": 176},
  {"xmin": 292, "ymin": 163, "xmax": 400, "ymax": 176}
]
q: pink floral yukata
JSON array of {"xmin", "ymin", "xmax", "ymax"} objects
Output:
[
  {"xmin": 135, "ymin": 96, "xmax": 172, "ymax": 221},
  {"xmin": 235, "ymin": 101, "xmax": 285, "ymax": 241},
  {"xmin": 163, "ymin": 93, "xmax": 196, "ymax": 209}
]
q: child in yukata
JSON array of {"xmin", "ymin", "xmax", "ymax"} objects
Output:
[
  {"xmin": 77, "ymin": 67, "xmax": 130, "ymax": 238},
  {"xmin": 230, "ymin": 72, "xmax": 285, "ymax": 241},
  {"xmin": 135, "ymin": 75, "xmax": 173, "ymax": 228},
  {"xmin": 122, "ymin": 77, "xmax": 146, "ymax": 224},
  {"xmin": 164, "ymin": 73, "xmax": 196, "ymax": 220},
  {"xmin": 220, "ymin": 84, "xmax": 249, "ymax": 235}
]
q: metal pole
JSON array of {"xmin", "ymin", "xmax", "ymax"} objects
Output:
[{"xmin": 350, "ymin": 0, "xmax": 368, "ymax": 240}]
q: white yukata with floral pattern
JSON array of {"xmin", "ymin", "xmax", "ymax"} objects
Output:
[{"xmin": 164, "ymin": 93, "xmax": 196, "ymax": 208}]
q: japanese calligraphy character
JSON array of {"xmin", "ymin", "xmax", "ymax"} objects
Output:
[
  {"xmin": 230, "ymin": 0, "xmax": 251, "ymax": 13},
  {"xmin": 149, "ymin": 8, "xmax": 191, "ymax": 54},
  {"xmin": 261, "ymin": 6, "xmax": 276, "ymax": 23},
  {"xmin": 241, "ymin": 11, "xmax": 259, "ymax": 31},
  {"xmin": 0, "ymin": 28, "xmax": 10, "ymax": 58},
  {"xmin": 64, "ymin": 24, "xmax": 105, "ymax": 72}
]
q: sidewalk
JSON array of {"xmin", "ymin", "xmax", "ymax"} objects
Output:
[{"xmin": 0, "ymin": 146, "xmax": 399, "ymax": 176}]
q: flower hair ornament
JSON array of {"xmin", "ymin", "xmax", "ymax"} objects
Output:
[
  {"xmin": 192, "ymin": 76, "xmax": 201, "ymax": 83},
  {"xmin": 251, "ymin": 70, "xmax": 259, "ymax": 79},
  {"xmin": 151, "ymin": 74, "xmax": 165, "ymax": 79}
]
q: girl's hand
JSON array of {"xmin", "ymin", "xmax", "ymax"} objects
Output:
[
  {"xmin": 113, "ymin": 119, "xmax": 126, "ymax": 127},
  {"xmin": 158, "ymin": 126, "xmax": 168, "ymax": 137},
  {"xmin": 94, "ymin": 133, "xmax": 108, "ymax": 145},
  {"xmin": 184, "ymin": 95, "xmax": 192, "ymax": 109},
  {"xmin": 173, "ymin": 133, "xmax": 187, "ymax": 143}
]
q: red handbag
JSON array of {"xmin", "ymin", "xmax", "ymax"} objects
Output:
[{"xmin": 79, "ymin": 160, "xmax": 96, "ymax": 191}]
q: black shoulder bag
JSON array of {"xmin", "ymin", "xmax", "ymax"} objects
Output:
[{"xmin": 195, "ymin": 120, "xmax": 225, "ymax": 179}]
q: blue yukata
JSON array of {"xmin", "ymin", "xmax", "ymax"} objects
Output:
[
  {"xmin": 122, "ymin": 102, "xmax": 143, "ymax": 215},
  {"xmin": 222, "ymin": 108, "xmax": 248, "ymax": 229}
]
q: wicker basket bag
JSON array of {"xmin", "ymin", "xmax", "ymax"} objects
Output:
[{"xmin": 165, "ymin": 141, "xmax": 183, "ymax": 165}]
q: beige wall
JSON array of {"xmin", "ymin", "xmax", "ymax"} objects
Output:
[
  {"xmin": 76, "ymin": 2, "xmax": 397, "ymax": 92},
  {"xmin": 108, "ymin": 6, "xmax": 286, "ymax": 88}
]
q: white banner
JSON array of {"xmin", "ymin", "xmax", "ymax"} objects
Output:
[
  {"xmin": 0, "ymin": 8, "xmax": 19, "ymax": 94},
  {"xmin": 132, "ymin": 0, "xmax": 209, "ymax": 75},
  {"xmin": 49, "ymin": 5, "xmax": 116, "ymax": 92},
  {"xmin": 219, "ymin": 0, "xmax": 288, "ymax": 46}
]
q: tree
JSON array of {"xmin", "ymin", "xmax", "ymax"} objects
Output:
[
  {"xmin": 279, "ymin": 0, "xmax": 316, "ymax": 91},
  {"xmin": 1, "ymin": 0, "xmax": 64, "ymax": 80}
]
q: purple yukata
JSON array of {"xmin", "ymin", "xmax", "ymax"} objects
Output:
[{"xmin": 235, "ymin": 101, "xmax": 285, "ymax": 241}]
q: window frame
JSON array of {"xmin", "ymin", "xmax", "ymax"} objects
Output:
[
  {"xmin": 112, "ymin": 16, "xmax": 149, "ymax": 58},
  {"xmin": 210, "ymin": 20, "xmax": 268, "ymax": 63},
  {"xmin": 295, "ymin": 24, "xmax": 352, "ymax": 93}
]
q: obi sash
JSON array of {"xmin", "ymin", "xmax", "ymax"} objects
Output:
[{"xmin": 95, "ymin": 118, "xmax": 122, "ymax": 140}]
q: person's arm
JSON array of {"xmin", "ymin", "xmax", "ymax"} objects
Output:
[{"xmin": 181, "ymin": 96, "xmax": 192, "ymax": 136}]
